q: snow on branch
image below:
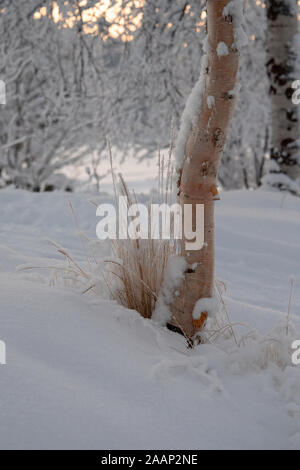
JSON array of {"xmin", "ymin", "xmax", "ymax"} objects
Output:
[
  {"xmin": 223, "ymin": 0, "xmax": 248, "ymax": 51},
  {"xmin": 174, "ymin": 55, "xmax": 208, "ymax": 171}
]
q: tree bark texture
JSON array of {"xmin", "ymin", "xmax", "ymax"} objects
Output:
[
  {"xmin": 170, "ymin": 0, "xmax": 240, "ymax": 339},
  {"xmin": 266, "ymin": 0, "xmax": 300, "ymax": 180}
]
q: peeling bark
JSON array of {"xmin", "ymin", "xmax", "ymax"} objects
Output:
[
  {"xmin": 169, "ymin": 0, "xmax": 241, "ymax": 339},
  {"xmin": 266, "ymin": 0, "xmax": 300, "ymax": 180}
]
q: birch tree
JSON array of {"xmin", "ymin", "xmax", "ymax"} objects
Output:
[
  {"xmin": 169, "ymin": 0, "xmax": 247, "ymax": 339},
  {"xmin": 264, "ymin": 0, "xmax": 300, "ymax": 193},
  {"xmin": 107, "ymin": 0, "xmax": 267, "ymax": 190}
]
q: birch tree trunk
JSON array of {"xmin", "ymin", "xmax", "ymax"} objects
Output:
[
  {"xmin": 169, "ymin": 0, "xmax": 243, "ymax": 339},
  {"xmin": 266, "ymin": 0, "xmax": 300, "ymax": 182}
]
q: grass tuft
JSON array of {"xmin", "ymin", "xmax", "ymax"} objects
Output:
[{"xmin": 104, "ymin": 142, "xmax": 174, "ymax": 319}]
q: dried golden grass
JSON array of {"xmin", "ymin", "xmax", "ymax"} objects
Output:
[{"xmin": 104, "ymin": 142, "xmax": 174, "ymax": 319}]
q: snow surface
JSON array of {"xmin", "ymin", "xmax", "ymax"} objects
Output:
[
  {"xmin": 217, "ymin": 42, "xmax": 229, "ymax": 57},
  {"xmin": 153, "ymin": 256, "xmax": 187, "ymax": 325},
  {"xmin": 207, "ymin": 96, "xmax": 215, "ymax": 109},
  {"xmin": 193, "ymin": 296, "xmax": 220, "ymax": 320},
  {"xmin": 0, "ymin": 187, "xmax": 300, "ymax": 450}
]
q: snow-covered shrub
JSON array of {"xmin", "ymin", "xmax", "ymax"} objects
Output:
[
  {"xmin": 226, "ymin": 321, "xmax": 300, "ymax": 373},
  {"xmin": 262, "ymin": 160, "xmax": 300, "ymax": 196},
  {"xmin": 0, "ymin": 0, "xmax": 110, "ymax": 190}
]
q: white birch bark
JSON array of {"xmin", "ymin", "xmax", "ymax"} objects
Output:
[{"xmin": 169, "ymin": 0, "xmax": 245, "ymax": 339}]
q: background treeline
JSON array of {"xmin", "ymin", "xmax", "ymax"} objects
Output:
[{"xmin": 0, "ymin": 0, "xmax": 297, "ymax": 191}]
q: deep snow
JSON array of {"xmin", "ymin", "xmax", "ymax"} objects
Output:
[{"xmin": 0, "ymin": 187, "xmax": 300, "ymax": 450}]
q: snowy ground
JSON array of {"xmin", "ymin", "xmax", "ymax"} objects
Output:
[{"xmin": 0, "ymin": 187, "xmax": 300, "ymax": 450}]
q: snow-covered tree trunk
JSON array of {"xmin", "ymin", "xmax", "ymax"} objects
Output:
[
  {"xmin": 265, "ymin": 0, "xmax": 300, "ymax": 186},
  {"xmin": 169, "ymin": 0, "xmax": 246, "ymax": 339}
]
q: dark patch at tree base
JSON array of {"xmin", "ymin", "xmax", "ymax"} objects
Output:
[{"xmin": 166, "ymin": 322, "xmax": 185, "ymax": 336}]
